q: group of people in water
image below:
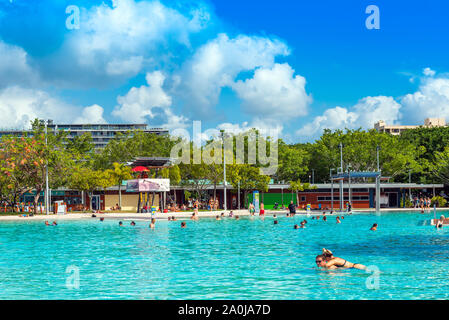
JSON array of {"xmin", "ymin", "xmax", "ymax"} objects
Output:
[{"xmin": 46, "ymin": 201, "xmax": 381, "ymax": 271}]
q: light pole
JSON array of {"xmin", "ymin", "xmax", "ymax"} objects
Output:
[
  {"xmin": 44, "ymin": 120, "xmax": 49, "ymax": 215},
  {"xmin": 347, "ymin": 164, "xmax": 352, "ymax": 209},
  {"xmin": 312, "ymin": 169, "xmax": 315, "ymax": 185},
  {"xmin": 339, "ymin": 143, "xmax": 344, "ymax": 212},
  {"xmin": 376, "ymin": 145, "xmax": 381, "ymax": 172},
  {"xmin": 330, "ymin": 168, "xmax": 335, "ymax": 212},
  {"xmin": 221, "ymin": 131, "xmax": 227, "ymax": 211}
]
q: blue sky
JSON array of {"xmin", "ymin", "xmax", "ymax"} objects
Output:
[{"xmin": 1, "ymin": 0, "xmax": 449, "ymax": 142}]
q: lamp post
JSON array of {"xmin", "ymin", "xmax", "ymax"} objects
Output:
[
  {"xmin": 339, "ymin": 143, "xmax": 344, "ymax": 212},
  {"xmin": 312, "ymin": 169, "xmax": 315, "ymax": 185},
  {"xmin": 44, "ymin": 120, "xmax": 49, "ymax": 215},
  {"xmin": 347, "ymin": 164, "xmax": 352, "ymax": 209},
  {"xmin": 221, "ymin": 131, "xmax": 227, "ymax": 212},
  {"xmin": 330, "ymin": 168, "xmax": 335, "ymax": 212},
  {"xmin": 376, "ymin": 145, "xmax": 381, "ymax": 172}
]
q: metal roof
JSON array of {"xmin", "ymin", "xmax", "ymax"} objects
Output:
[{"xmin": 127, "ymin": 157, "xmax": 173, "ymax": 168}]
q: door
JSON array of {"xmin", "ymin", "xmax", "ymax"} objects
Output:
[{"xmin": 91, "ymin": 195, "xmax": 100, "ymax": 211}]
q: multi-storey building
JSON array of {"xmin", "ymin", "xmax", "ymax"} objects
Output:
[
  {"xmin": 374, "ymin": 118, "xmax": 446, "ymax": 135},
  {"xmin": 0, "ymin": 120, "xmax": 169, "ymax": 149}
]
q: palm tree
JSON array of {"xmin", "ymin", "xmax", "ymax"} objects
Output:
[{"xmin": 108, "ymin": 162, "xmax": 133, "ymax": 210}]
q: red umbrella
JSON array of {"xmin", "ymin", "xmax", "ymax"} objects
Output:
[{"xmin": 132, "ymin": 166, "xmax": 149, "ymax": 172}]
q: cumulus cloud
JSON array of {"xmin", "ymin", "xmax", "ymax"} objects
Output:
[
  {"xmin": 112, "ymin": 71, "xmax": 188, "ymax": 129},
  {"xmin": 0, "ymin": 86, "xmax": 105, "ymax": 129},
  {"xmin": 73, "ymin": 104, "xmax": 107, "ymax": 124},
  {"xmin": 178, "ymin": 33, "xmax": 290, "ymax": 115},
  {"xmin": 423, "ymin": 67, "xmax": 436, "ymax": 77},
  {"xmin": 232, "ymin": 63, "xmax": 311, "ymax": 119},
  {"xmin": 296, "ymin": 96, "xmax": 401, "ymax": 141},
  {"xmin": 43, "ymin": 0, "xmax": 211, "ymax": 87},
  {"xmin": 401, "ymin": 76, "xmax": 449, "ymax": 122},
  {"xmin": 0, "ymin": 40, "xmax": 38, "ymax": 88}
]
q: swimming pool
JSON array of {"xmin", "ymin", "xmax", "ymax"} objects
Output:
[{"xmin": 0, "ymin": 211, "xmax": 448, "ymax": 299}]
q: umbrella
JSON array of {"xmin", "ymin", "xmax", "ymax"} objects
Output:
[{"xmin": 132, "ymin": 166, "xmax": 149, "ymax": 172}]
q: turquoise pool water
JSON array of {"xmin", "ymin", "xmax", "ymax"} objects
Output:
[{"xmin": 0, "ymin": 211, "xmax": 448, "ymax": 300}]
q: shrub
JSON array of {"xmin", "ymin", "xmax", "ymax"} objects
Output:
[{"xmin": 431, "ymin": 196, "xmax": 447, "ymax": 207}]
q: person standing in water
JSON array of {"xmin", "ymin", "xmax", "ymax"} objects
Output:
[
  {"xmin": 249, "ymin": 203, "xmax": 255, "ymax": 216},
  {"xmin": 288, "ymin": 201, "xmax": 296, "ymax": 216}
]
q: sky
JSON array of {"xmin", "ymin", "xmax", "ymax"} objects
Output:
[{"xmin": 1, "ymin": 0, "xmax": 449, "ymax": 143}]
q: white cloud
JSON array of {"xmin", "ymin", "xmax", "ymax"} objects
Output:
[
  {"xmin": 232, "ymin": 63, "xmax": 311, "ymax": 119},
  {"xmin": 0, "ymin": 40, "xmax": 37, "ymax": 88},
  {"xmin": 296, "ymin": 96, "xmax": 401, "ymax": 141},
  {"xmin": 423, "ymin": 67, "xmax": 436, "ymax": 77},
  {"xmin": 401, "ymin": 76, "xmax": 449, "ymax": 122},
  {"xmin": 0, "ymin": 86, "xmax": 105, "ymax": 129},
  {"xmin": 112, "ymin": 71, "xmax": 188, "ymax": 130},
  {"xmin": 179, "ymin": 33, "xmax": 290, "ymax": 115},
  {"xmin": 73, "ymin": 104, "xmax": 107, "ymax": 124},
  {"xmin": 60, "ymin": 0, "xmax": 210, "ymax": 81}
]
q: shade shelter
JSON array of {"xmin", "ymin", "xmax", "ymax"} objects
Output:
[
  {"xmin": 126, "ymin": 157, "xmax": 173, "ymax": 213},
  {"xmin": 331, "ymin": 171, "xmax": 382, "ymax": 212}
]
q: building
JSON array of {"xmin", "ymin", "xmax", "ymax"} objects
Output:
[
  {"xmin": 0, "ymin": 120, "xmax": 169, "ymax": 149},
  {"xmin": 374, "ymin": 118, "xmax": 446, "ymax": 135}
]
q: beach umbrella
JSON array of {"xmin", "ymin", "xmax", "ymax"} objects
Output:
[{"xmin": 132, "ymin": 166, "xmax": 149, "ymax": 172}]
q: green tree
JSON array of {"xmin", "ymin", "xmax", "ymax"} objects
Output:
[{"xmin": 107, "ymin": 162, "xmax": 133, "ymax": 210}]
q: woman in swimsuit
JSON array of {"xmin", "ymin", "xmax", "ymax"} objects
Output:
[{"xmin": 316, "ymin": 248, "xmax": 366, "ymax": 270}]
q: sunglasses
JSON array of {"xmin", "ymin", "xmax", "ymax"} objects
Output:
[{"xmin": 316, "ymin": 260, "xmax": 323, "ymax": 264}]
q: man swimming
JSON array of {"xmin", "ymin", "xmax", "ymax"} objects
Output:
[
  {"xmin": 315, "ymin": 248, "xmax": 366, "ymax": 270},
  {"xmin": 370, "ymin": 223, "xmax": 378, "ymax": 231}
]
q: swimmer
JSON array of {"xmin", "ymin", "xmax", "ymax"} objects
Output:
[
  {"xmin": 216, "ymin": 215, "xmax": 221, "ymax": 221},
  {"xmin": 45, "ymin": 221, "xmax": 50, "ymax": 226},
  {"xmin": 119, "ymin": 221, "xmax": 123, "ymax": 226},
  {"xmin": 235, "ymin": 215, "xmax": 240, "ymax": 220},
  {"xmin": 436, "ymin": 215, "xmax": 445, "ymax": 229},
  {"xmin": 300, "ymin": 221, "xmax": 306, "ymax": 228},
  {"xmin": 130, "ymin": 221, "xmax": 136, "ymax": 226},
  {"xmin": 172, "ymin": 216, "xmax": 177, "ymax": 221},
  {"xmin": 370, "ymin": 223, "xmax": 378, "ymax": 231},
  {"xmin": 181, "ymin": 221, "xmax": 186, "ymax": 228},
  {"xmin": 323, "ymin": 216, "xmax": 327, "ymax": 221},
  {"xmin": 229, "ymin": 211, "xmax": 234, "ymax": 217},
  {"xmin": 316, "ymin": 216, "xmax": 320, "ymax": 220},
  {"xmin": 273, "ymin": 214, "xmax": 277, "ymax": 218},
  {"xmin": 341, "ymin": 216, "xmax": 344, "ymax": 220},
  {"xmin": 92, "ymin": 214, "xmax": 97, "ymax": 218},
  {"xmin": 191, "ymin": 212, "xmax": 199, "ymax": 221},
  {"xmin": 150, "ymin": 218, "xmax": 156, "ymax": 229},
  {"xmin": 221, "ymin": 212, "xmax": 225, "ymax": 217},
  {"xmin": 316, "ymin": 248, "xmax": 366, "ymax": 270},
  {"xmin": 274, "ymin": 220, "xmax": 278, "ymax": 225},
  {"xmin": 312, "ymin": 216, "xmax": 315, "ymax": 220},
  {"xmin": 52, "ymin": 221, "xmax": 57, "ymax": 226},
  {"xmin": 336, "ymin": 216, "xmax": 341, "ymax": 224},
  {"xmin": 168, "ymin": 216, "xmax": 171, "ymax": 221},
  {"xmin": 294, "ymin": 224, "xmax": 299, "ymax": 229},
  {"xmin": 99, "ymin": 217, "xmax": 104, "ymax": 221}
]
